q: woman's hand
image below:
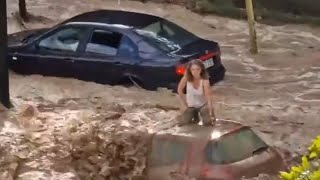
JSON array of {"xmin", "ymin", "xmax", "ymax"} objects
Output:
[
  {"xmin": 180, "ymin": 104, "xmax": 188, "ymax": 113},
  {"xmin": 204, "ymin": 80, "xmax": 212, "ymax": 107},
  {"xmin": 204, "ymin": 79, "xmax": 216, "ymax": 120}
]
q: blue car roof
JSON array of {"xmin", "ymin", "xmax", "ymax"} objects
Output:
[{"xmin": 64, "ymin": 9, "xmax": 162, "ymax": 28}]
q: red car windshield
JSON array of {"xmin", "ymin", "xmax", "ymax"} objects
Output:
[{"xmin": 205, "ymin": 127, "xmax": 268, "ymax": 164}]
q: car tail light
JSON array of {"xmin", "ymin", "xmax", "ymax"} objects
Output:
[
  {"xmin": 201, "ymin": 166, "xmax": 234, "ymax": 180},
  {"xmin": 201, "ymin": 166, "xmax": 210, "ymax": 177},
  {"xmin": 176, "ymin": 64, "xmax": 186, "ymax": 75}
]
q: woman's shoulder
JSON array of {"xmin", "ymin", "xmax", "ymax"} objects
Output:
[{"xmin": 201, "ymin": 78, "xmax": 210, "ymax": 85}]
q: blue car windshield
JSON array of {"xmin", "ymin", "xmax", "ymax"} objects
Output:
[{"xmin": 134, "ymin": 19, "xmax": 199, "ymax": 53}]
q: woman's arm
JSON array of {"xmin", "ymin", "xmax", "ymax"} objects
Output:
[
  {"xmin": 177, "ymin": 75, "xmax": 188, "ymax": 110},
  {"xmin": 204, "ymin": 80, "xmax": 214, "ymax": 117}
]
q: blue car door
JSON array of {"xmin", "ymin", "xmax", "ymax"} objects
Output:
[
  {"xmin": 114, "ymin": 35, "xmax": 140, "ymax": 79},
  {"xmin": 73, "ymin": 28, "xmax": 124, "ymax": 84}
]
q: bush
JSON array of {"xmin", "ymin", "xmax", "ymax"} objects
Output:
[{"xmin": 279, "ymin": 136, "xmax": 320, "ymax": 180}]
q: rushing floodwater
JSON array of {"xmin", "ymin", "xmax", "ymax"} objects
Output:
[{"xmin": 1, "ymin": 0, "xmax": 320, "ymax": 179}]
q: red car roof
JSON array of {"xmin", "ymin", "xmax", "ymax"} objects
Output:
[{"xmin": 157, "ymin": 119, "xmax": 246, "ymax": 140}]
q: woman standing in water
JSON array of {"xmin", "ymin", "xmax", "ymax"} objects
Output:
[{"xmin": 177, "ymin": 59, "xmax": 216, "ymax": 126}]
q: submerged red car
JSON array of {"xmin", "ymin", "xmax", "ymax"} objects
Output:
[{"xmin": 146, "ymin": 120, "xmax": 287, "ymax": 179}]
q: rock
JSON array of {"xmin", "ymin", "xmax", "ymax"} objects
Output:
[
  {"xmin": 120, "ymin": 120, "xmax": 132, "ymax": 128},
  {"xmin": 88, "ymin": 155, "xmax": 101, "ymax": 165},
  {"xmin": 8, "ymin": 162, "xmax": 19, "ymax": 172},
  {"xmin": 104, "ymin": 112, "xmax": 123, "ymax": 120},
  {"xmin": 185, "ymin": 0, "xmax": 196, "ymax": 10},
  {"xmin": 82, "ymin": 142, "xmax": 97, "ymax": 152},
  {"xmin": 17, "ymin": 104, "xmax": 39, "ymax": 128},
  {"xmin": 57, "ymin": 98, "xmax": 80, "ymax": 106},
  {"xmin": 155, "ymin": 104, "xmax": 179, "ymax": 111},
  {"xmin": 109, "ymin": 104, "xmax": 126, "ymax": 114},
  {"xmin": 99, "ymin": 163, "xmax": 112, "ymax": 177},
  {"xmin": 80, "ymin": 159, "xmax": 97, "ymax": 172},
  {"xmin": 0, "ymin": 171, "xmax": 14, "ymax": 180},
  {"xmin": 65, "ymin": 100, "xmax": 79, "ymax": 110},
  {"xmin": 18, "ymin": 104, "xmax": 37, "ymax": 119},
  {"xmin": 261, "ymin": 129, "xmax": 273, "ymax": 134},
  {"xmin": 16, "ymin": 148, "xmax": 29, "ymax": 159},
  {"xmin": 270, "ymin": 115, "xmax": 279, "ymax": 121},
  {"xmin": 36, "ymin": 104, "xmax": 55, "ymax": 112}
]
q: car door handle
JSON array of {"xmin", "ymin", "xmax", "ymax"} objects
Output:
[{"xmin": 114, "ymin": 62, "xmax": 122, "ymax": 65}]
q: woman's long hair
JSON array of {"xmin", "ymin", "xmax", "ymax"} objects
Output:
[{"xmin": 185, "ymin": 59, "xmax": 209, "ymax": 82}]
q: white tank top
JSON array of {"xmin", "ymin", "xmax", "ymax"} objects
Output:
[{"xmin": 186, "ymin": 80, "xmax": 206, "ymax": 108}]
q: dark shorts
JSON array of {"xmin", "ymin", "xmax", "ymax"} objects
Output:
[{"xmin": 177, "ymin": 104, "xmax": 215, "ymax": 126}]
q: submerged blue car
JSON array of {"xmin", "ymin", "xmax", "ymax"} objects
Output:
[{"xmin": 7, "ymin": 9, "xmax": 226, "ymax": 90}]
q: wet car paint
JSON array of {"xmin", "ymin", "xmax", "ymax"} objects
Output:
[{"xmin": 7, "ymin": 10, "xmax": 226, "ymax": 91}]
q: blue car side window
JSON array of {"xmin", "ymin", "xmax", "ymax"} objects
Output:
[{"xmin": 118, "ymin": 36, "xmax": 138, "ymax": 58}]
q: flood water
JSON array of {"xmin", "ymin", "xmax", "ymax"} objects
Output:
[{"xmin": 1, "ymin": 0, "xmax": 320, "ymax": 179}]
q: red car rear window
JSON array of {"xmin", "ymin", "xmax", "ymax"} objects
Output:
[{"xmin": 205, "ymin": 128, "xmax": 267, "ymax": 164}]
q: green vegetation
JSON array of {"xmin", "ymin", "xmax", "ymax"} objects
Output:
[{"xmin": 279, "ymin": 136, "xmax": 320, "ymax": 180}]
